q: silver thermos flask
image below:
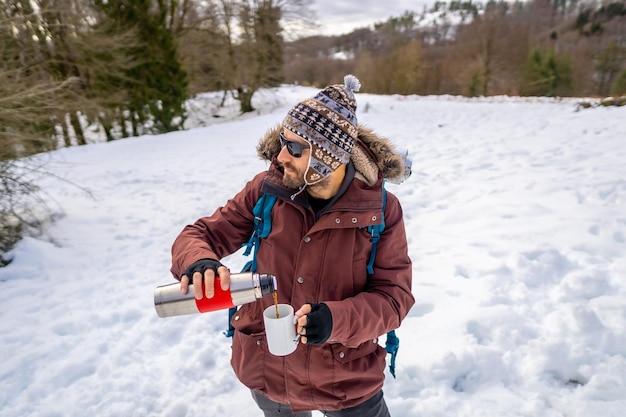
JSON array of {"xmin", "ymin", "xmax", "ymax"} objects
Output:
[{"xmin": 154, "ymin": 271, "xmax": 277, "ymax": 318}]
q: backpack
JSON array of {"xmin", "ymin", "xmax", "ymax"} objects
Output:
[{"xmin": 224, "ymin": 183, "xmax": 400, "ymax": 378}]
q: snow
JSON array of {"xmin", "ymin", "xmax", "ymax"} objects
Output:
[{"xmin": 1, "ymin": 85, "xmax": 625, "ymax": 417}]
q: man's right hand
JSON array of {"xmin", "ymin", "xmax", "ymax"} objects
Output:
[{"xmin": 180, "ymin": 258, "xmax": 231, "ymax": 300}]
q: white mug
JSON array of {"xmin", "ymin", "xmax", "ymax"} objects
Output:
[{"xmin": 263, "ymin": 304, "xmax": 299, "ymax": 356}]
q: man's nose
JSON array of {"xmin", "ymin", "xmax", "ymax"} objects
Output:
[{"xmin": 277, "ymin": 144, "xmax": 292, "ymax": 163}]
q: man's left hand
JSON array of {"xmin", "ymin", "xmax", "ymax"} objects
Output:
[{"xmin": 295, "ymin": 303, "xmax": 333, "ymax": 345}]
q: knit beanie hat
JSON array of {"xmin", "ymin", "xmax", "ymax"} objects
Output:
[{"xmin": 283, "ymin": 74, "xmax": 361, "ymax": 186}]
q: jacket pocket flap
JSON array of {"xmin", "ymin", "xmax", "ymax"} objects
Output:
[{"xmin": 331, "ymin": 340, "xmax": 379, "ymax": 364}]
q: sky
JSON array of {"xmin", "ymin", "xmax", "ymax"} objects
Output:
[
  {"xmin": 308, "ymin": 0, "xmax": 436, "ymax": 35},
  {"xmin": 1, "ymin": 86, "xmax": 626, "ymax": 417}
]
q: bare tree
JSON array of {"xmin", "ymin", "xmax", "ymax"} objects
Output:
[
  {"xmin": 356, "ymin": 38, "xmax": 424, "ymax": 95},
  {"xmin": 0, "ymin": 0, "xmax": 139, "ymax": 256},
  {"xmin": 175, "ymin": 0, "xmax": 313, "ymax": 112}
]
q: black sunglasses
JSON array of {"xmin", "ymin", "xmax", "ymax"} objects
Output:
[{"xmin": 279, "ymin": 132, "xmax": 309, "ymax": 158}]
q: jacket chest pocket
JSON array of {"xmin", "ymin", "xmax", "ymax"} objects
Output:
[
  {"xmin": 351, "ymin": 227, "xmax": 376, "ymax": 292},
  {"xmin": 296, "ymin": 228, "xmax": 372, "ymax": 300}
]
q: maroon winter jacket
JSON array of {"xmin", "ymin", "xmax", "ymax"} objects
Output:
[{"xmin": 170, "ymin": 125, "xmax": 414, "ymax": 411}]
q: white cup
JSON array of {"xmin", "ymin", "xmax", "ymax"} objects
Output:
[{"xmin": 263, "ymin": 304, "xmax": 299, "ymax": 356}]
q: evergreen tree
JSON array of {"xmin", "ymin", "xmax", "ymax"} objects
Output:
[
  {"xmin": 521, "ymin": 47, "xmax": 573, "ymax": 97},
  {"xmin": 94, "ymin": 0, "xmax": 188, "ymax": 133},
  {"xmin": 611, "ymin": 69, "xmax": 626, "ymax": 96},
  {"xmin": 595, "ymin": 41, "xmax": 625, "ymax": 96}
]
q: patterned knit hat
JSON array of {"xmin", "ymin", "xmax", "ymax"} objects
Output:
[{"xmin": 283, "ymin": 74, "xmax": 361, "ymax": 185}]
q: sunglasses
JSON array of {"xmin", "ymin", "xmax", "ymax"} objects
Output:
[{"xmin": 279, "ymin": 132, "xmax": 310, "ymax": 158}]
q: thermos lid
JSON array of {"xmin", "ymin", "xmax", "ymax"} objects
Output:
[{"xmin": 258, "ymin": 273, "xmax": 277, "ymax": 296}]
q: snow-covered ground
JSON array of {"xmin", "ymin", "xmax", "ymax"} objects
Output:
[{"xmin": 1, "ymin": 86, "xmax": 625, "ymax": 417}]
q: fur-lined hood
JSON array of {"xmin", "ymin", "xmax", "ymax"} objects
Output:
[{"xmin": 256, "ymin": 124, "xmax": 411, "ymax": 186}]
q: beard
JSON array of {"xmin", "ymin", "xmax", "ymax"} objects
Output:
[
  {"xmin": 282, "ymin": 163, "xmax": 336, "ymax": 198},
  {"xmin": 281, "ymin": 162, "xmax": 306, "ymax": 189}
]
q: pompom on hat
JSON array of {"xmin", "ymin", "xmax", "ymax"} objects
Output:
[{"xmin": 283, "ymin": 74, "xmax": 361, "ymax": 186}]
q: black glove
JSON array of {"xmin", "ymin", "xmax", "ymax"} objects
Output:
[
  {"xmin": 304, "ymin": 303, "xmax": 333, "ymax": 345},
  {"xmin": 183, "ymin": 258, "xmax": 224, "ymax": 283}
]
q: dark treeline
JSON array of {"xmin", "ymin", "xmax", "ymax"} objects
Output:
[
  {"xmin": 1, "ymin": 0, "xmax": 308, "ymax": 255},
  {"xmin": 1, "ymin": 0, "xmax": 307, "ymax": 159},
  {"xmin": 1, "ymin": 0, "xmax": 624, "ymax": 159}
]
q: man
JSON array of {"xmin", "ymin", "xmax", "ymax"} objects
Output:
[{"xmin": 170, "ymin": 75, "xmax": 414, "ymax": 416}]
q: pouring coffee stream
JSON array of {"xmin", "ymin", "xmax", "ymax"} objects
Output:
[{"xmin": 272, "ymin": 290, "xmax": 280, "ymax": 318}]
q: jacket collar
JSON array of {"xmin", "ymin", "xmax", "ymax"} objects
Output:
[{"xmin": 261, "ymin": 159, "xmax": 381, "ymax": 213}]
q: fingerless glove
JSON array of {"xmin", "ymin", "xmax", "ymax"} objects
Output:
[
  {"xmin": 183, "ymin": 258, "xmax": 224, "ymax": 283},
  {"xmin": 304, "ymin": 303, "xmax": 333, "ymax": 345}
]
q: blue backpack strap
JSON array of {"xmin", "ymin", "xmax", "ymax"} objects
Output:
[
  {"xmin": 385, "ymin": 330, "xmax": 399, "ymax": 378},
  {"xmin": 366, "ymin": 181, "xmax": 387, "ymax": 275},
  {"xmin": 242, "ymin": 194, "xmax": 277, "ymax": 263},
  {"xmin": 223, "ymin": 306, "xmax": 239, "ymax": 338},
  {"xmin": 225, "ymin": 193, "xmax": 277, "ymax": 338},
  {"xmin": 367, "ymin": 182, "xmax": 400, "ymax": 378}
]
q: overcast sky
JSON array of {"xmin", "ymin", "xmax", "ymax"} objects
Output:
[{"xmin": 308, "ymin": 0, "xmax": 436, "ymax": 36}]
